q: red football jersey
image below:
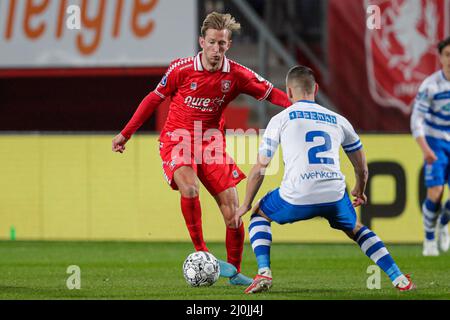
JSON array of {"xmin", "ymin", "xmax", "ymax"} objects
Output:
[{"xmin": 154, "ymin": 52, "xmax": 274, "ymax": 133}]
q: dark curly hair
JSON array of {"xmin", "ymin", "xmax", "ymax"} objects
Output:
[{"xmin": 438, "ymin": 37, "xmax": 450, "ymax": 54}]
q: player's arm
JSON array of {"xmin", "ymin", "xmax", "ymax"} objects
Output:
[
  {"xmin": 237, "ymin": 154, "xmax": 272, "ymax": 217},
  {"xmin": 235, "ymin": 117, "xmax": 281, "ymax": 222},
  {"xmin": 239, "ymin": 67, "xmax": 291, "ymax": 108},
  {"xmin": 266, "ymin": 87, "xmax": 291, "ymax": 108},
  {"xmin": 346, "ymin": 148, "xmax": 369, "ymax": 207},
  {"xmin": 112, "ymin": 92, "xmax": 164, "ymax": 153},
  {"xmin": 112, "ymin": 61, "xmax": 180, "ymax": 153},
  {"xmin": 341, "ymin": 118, "xmax": 367, "ymax": 207},
  {"xmin": 414, "ymin": 136, "xmax": 437, "ymax": 164},
  {"xmin": 410, "ymin": 84, "xmax": 436, "ymax": 163}
]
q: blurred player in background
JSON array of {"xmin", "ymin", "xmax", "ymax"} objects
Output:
[
  {"xmin": 112, "ymin": 12, "xmax": 291, "ymax": 285},
  {"xmin": 411, "ymin": 37, "xmax": 450, "ymax": 256},
  {"xmin": 236, "ymin": 66, "xmax": 415, "ymax": 293}
]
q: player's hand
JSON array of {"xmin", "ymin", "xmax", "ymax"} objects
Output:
[
  {"xmin": 234, "ymin": 204, "xmax": 252, "ymax": 228},
  {"xmin": 423, "ymin": 149, "xmax": 437, "ymax": 164},
  {"xmin": 351, "ymin": 189, "xmax": 367, "ymax": 207},
  {"xmin": 112, "ymin": 133, "xmax": 128, "ymax": 153}
]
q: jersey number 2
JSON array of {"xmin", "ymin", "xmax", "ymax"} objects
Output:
[{"xmin": 305, "ymin": 131, "xmax": 335, "ymax": 165}]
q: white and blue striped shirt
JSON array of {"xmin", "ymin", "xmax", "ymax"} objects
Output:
[
  {"xmin": 259, "ymin": 100, "xmax": 362, "ymax": 205},
  {"xmin": 411, "ymin": 70, "xmax": 450, "ymax": 141}
]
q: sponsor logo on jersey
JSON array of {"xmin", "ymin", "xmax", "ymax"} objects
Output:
[
  {"xmin": 289, "ymin": 111, "xmax": 337, "ymax": 124},
  {"xmin": 184, "ymin": 95, "xmax": 226, "ymax": 112},
  {"xmin": 221, "ymin": 80, "xmax": 231, "ymax": 93},
  {"xmin": 365, "ymin": 0, "xmax": 447, "ymax": 114},
  {"xmin": 190, "ymin": 82, "xmax": 197, "ymax": 90},
  {"xmin": 299, "ymin": 171, "xmax": 343, "ymax": 181}
]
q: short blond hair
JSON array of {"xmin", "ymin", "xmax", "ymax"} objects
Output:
[{"xmin": 201, "ymin": 12, "xmax": 241, "ymax": 39}]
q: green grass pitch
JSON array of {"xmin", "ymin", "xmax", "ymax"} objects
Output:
[{"xmin": 0, "ymin": 241, "xmax": 448, "ymax": 300}]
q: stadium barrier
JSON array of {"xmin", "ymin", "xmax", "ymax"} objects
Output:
[{"xmin": 0, "ymin": 134, "xmax": 440, "ymax": 243}]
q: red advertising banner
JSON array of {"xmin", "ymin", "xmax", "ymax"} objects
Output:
[{"xmin": 327, "ymin": 0, "xmax": 449, "ymax": 131}]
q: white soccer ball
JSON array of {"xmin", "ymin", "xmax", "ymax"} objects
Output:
[{"xmin": 182, "ymin": 251, "xmax": 220, "ymax": 287}]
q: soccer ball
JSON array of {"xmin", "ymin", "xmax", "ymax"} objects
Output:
[{"xmin": 182, "ymin": 251, "xmax": 220, "ymax": 287}]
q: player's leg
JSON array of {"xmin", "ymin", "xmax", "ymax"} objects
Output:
[
  {"xmin": 196, "ymin": 150, "xmax": 251, "ymax": 283},
  {"xmin": 213, "ymin": 187, "xmax": 252, "ymax": 285},
  {"xmin": 343, "ymin": 222, "xmax": 415, "ymax": 291},
  {"xmin": 423, "ymin": 185, "xmax": 444, "ymax": 256},
  {"xmin": 326, "ymin": 193, "xmax": 415, "ymax": 290},
  {"xmin": 246, "ymin": 188, "xmax": 315, "ymax": 294},
  {"xmin": 159, "ymin": 135, "xmax": 208, "ymax": 252},
  {"xmin": 247, "ymin": 202, "xmax": 273, "ymax": 275},
  {"xmin": 245, "ymin": 203, "xmax": 274, "ymax": 294},
  {"xmin": 422, "ymin": 136, "xmax": 447, "ymax": 255},
  {"xmin": 246, "ymin": 188, "xmax": 324, "ymax": 294},
  {"xmin": 214, "ymin": 187, "xmax": 243, "ymax": 269},
  {"xmin": 438, "ymin": 197, "xmax": 450, "ymax": 252},
  {"xmin": 173, "ymin": 166, "xmax": 208, "ymax": 252},
  {"xmin": 437, "ymin": 165, "xmax": 450, "ymax": 252}
]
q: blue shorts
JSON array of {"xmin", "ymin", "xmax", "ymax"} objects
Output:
[
  {"xmin": 424, "ymin": 136, "xmax": 450, "ymax": 188},
  {"xmin": 258, "ymin": 188, "xmax": 356, "ymax": 231}
]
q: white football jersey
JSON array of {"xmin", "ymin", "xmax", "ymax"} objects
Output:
[
  {"xmin": 411, "ymin": 70, "xmax": 450, "ymax": 141},
  {"xmin": 259, "ymin": 100, "xmax": 362, "ymax": 205}
]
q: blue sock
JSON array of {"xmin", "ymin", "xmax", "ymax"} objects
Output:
[
  {"xmin": 423, "ymin": 199, "xmax": 441, "ymax": 240},
  {"xmin": 249, "ymin": 214, "xmax": 272, "ymax": 270},
  {"xmin": 354, "ymin": 226, "xmax": 402, "ymax": 283},
  {"xmin": 441, "ymin": 201, "xmax": 450, "ymax": 226}
]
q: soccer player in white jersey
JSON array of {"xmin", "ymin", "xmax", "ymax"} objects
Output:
[
  {"xmin": 411, "ymin": 37, "xmax": 450, "ymax": 256},
  {"xmin": 235, "ymin": 65, "xmax": 415, "ymax": 294}
]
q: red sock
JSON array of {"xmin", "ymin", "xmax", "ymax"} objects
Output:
[
  {"xmin": 226, "ymin": 223, "xmax": 245, "ymax": 273},
  {"xmin": 180, "ymin": 196, "xmax": 208, "ymax": 252}
]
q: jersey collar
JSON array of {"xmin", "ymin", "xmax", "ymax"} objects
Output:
[
  {"xmin": 194, "ymin": 52, "xmax": 230, "ymax": 73},
  {"xmin": 297, "ymin": 99, "xmax": 316, "ymax": 104}
]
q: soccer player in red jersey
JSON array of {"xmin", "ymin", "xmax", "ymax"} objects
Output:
[{"xmin": 112, "ymin": 12, "xmax": 291, "ymax": 285}]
